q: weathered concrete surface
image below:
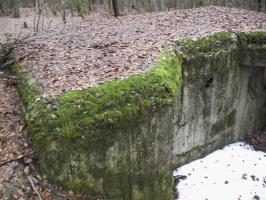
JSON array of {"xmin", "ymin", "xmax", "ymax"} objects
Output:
[
  {"xmin": 13, "ymin": 32, "xmax": 266, "ymax": 199},
  {"xmin": 173, "ymin": 44, "xmax": 266, "ymax": 166}
]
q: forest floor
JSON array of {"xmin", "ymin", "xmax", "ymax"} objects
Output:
[
  {"xmin": 1, "ymin": 6, "xmax": 265, "ymax": 97},
  {"xmin": 0, "ymin": 5, "xmax": 266, "ymax": 200}
]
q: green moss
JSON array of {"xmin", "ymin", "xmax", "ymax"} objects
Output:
[
  {"xmin": 29, "ymin": 51, "xmax": 182, "ymax": 139},
  {"xmin": 177, "ymin": 32, "xmax": 266, "ymax": 58},
  {"xmin": 11, "ymin": 64, "xmax": 40, "ymax": 107},
  {"xmin": 238, "ymin": 31, "xmax": 266, "ymax": 46},
  {"xmin": 177, "ymin": 32, "xmax": 237, "ymax": 56}
]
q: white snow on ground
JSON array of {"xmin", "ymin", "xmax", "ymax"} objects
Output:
[{"xmin": 173, "ymin": 142, "xmax": 266, "ymax": 200}]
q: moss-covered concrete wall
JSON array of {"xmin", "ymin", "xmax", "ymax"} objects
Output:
[
  {"xmin": 13, "ymin": 32, "xmax": 266, "ymax": 199},
  {"xmin": 13, "ymin": 51, "xmax": 182, "ymax": 200}
]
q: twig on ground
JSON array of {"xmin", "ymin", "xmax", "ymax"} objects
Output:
[
  {"xmin": 0, "ymin": 59, "xmax": 16, "ymax": 69},
  {"xmin": 0, "ymin": 151, "xmax": 35, "ymax": 167},
  {"xmin": 27, "ymin": 175, "xmax": 43, "ymax": 200},
  {"xmin": 56, "ymin": 192, "xmax": 68, "ymax": 198}
]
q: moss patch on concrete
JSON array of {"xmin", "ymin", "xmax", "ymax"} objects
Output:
[
  {"xmin": 11, "ymin": 64, "xmax": 40, "ymax": 107},
  {"xmin": 25, "ymin": 51, "xmax": 182, "ymax": 139},
  {"xmin": 177, "ymin": 31, "xmax": 266, "ymax": 56}
]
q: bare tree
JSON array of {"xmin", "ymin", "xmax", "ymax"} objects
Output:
[{"xmin": 33, "ymin": 0, "xmax": 46, "ymax": 32}]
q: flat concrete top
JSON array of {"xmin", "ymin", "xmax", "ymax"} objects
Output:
[{"xmin": 5, "ymin": 6, "xmax": 266, "ymax": 97}]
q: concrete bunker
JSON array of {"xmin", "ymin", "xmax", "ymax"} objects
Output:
[{"xmin": 13, "ymin": 32, "xmax": 266, "ymax": 199}]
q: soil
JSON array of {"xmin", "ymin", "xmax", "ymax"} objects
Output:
[{"xmin": 244, "ymin": 132, "xmax": 266, "ymax": 153}]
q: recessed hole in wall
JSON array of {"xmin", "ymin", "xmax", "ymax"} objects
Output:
[{"xmin": 205, "ymin": 77, "xmax": 214, "ymax": 88}]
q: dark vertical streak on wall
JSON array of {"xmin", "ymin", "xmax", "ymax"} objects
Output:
[{"xmin": 127, "ymin": 130, "xmax": 133, "ymax": 200}]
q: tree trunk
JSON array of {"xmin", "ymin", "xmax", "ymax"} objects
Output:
[
  {"xmin": 61, "ymin": 0, "xmax": 66, "ymax": 23},
  {"xmin": 0, "ymin": 0, "xmax": 4, "ymax": 15},
  {"xmin": 258, "ymin": 0, "xmax": 262, "ymax": 11},
  {"xmin": 112, "ymin": 0, "xmax": 119, "ymax": 17}
]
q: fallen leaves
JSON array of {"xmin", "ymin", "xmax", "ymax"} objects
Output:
[
  {"xmin": 0, "ymin": 151, "xmax": 35, "ymax": 168},
  {"xmin": 244, "ymin": 132, "xmax": 266, "ymax": 152},
  {"xmin": 0, "ymin": 73, "xmax": 93, "ymax": 199},
  {"xmin": 7, "ymin": 6, "xmax": 266, "ymax": 97}
]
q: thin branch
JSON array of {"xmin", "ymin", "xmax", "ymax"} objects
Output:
[
  {"xmin": 0, "ymin": 59, "xmax": 16, "ymax": 69},
  {"xmin": 27, "ymin": 175, "xmax": 43, "ymax": 200},
  {"xmin": 0, "ymin": 151, "xmax": 35, "ymax": 167}
]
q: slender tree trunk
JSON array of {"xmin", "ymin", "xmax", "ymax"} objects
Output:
[
  {"xmin": 0, "ymin": 0, "xmax": 4, "ymax": 15},
  {"xmin": 112, "ymin": 0, "xmax": 119, "ymax": 17},
  {"xmin": 148, "ymin": 0, "xmax": 152, "ymax": 11},
  {"xmin": 32, "ymin": 0, "xmax": 36, "ymax": 11},
  {"xmin": 258, "ymin": 0, "xmax": 262, "ymax": 11},
  {"xmin": 60, "ymin": 0, "xmax": 66, "ymax": 23}
]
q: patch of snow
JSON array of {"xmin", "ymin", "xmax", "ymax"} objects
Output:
[{"xmin": 173, "ymin": 142, "xmax": 266, "ymax": 200}]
